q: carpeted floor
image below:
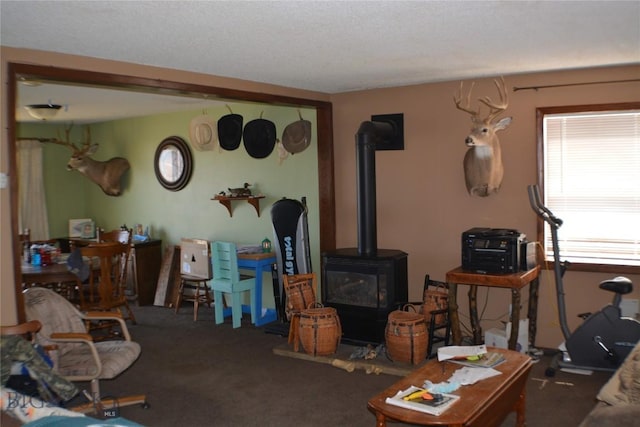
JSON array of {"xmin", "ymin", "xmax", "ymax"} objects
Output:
[{"xmin": 71, "ymin": 304, "xmax": 612, "ymax": 426}]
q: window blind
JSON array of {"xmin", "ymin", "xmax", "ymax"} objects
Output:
[{"xmin": 543, "ymin": 110, "xmax": 640, "ymax": 266}]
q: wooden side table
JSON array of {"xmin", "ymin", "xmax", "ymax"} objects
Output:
[
  {"xmin": 237, "ymin": 252, "xmax": 278, "ymax": 326},
  {"xmin": 446, "ymin": 266, "xmax": 540, "ymax": 351},
  {"xmin": 367, "ymin": 347, "xmax": 532, "ymax": 427}
]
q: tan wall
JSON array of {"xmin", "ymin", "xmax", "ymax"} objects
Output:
[
  {"xmin": 330, "ymin": 65, "xmax": 640, "ymax": 348},
  {"xmin": 1, "ymin": 47, "xmax": 329, "ymax": 325}
]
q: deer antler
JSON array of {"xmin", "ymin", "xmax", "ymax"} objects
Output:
[
  {"xmin": 478, "ymin": 77, "xmax": 508, "ymax": 123},
  {"xmin": 51, "ymin": 123, "xmax": 95, "ymax": 154},
  {"xmin": 50, "ymin": 123, "xmax": 80, "ymax": 152},
  {"xmin": 454, "ymin": 77, "xmax": 509, "ymax": 124},
  {"xmin": 453, "ymin": 81, "xmax": 480, "ymax": 119},
  {"xmin": 21, "ymin": 123, "xmax": 96, "ymax": 155},
  {"xmin": 81, "ymin": 126, "xmax": 93, "ymax": 151}
]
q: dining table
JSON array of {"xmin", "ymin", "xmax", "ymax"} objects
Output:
[
  {"xmin": 21, "ymin": 256, "xmax": 81, "ymax": 287},
  {"xmin": 20, "ymin": 254, "xmax": 100, "ymax": 306}
]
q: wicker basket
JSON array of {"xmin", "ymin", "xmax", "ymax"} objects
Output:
[
  {"xmin": 385, "ymin": 305, "xmax": 428, "ymax": 364},
  {"xmin": 283, "ymin": 274, "xmax": 317, "ymax": 313},
  {"xmin": 299, "ymin": 303, "xmax": 341, "ymax": 356},
  {"xmin": 423, "ymin": 282, "xmax": 448, "ymax": 325}
]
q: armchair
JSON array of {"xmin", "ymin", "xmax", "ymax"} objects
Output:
[{"xmin": 23, "ymin": 287, "xmax": 147, "ymax": 414}]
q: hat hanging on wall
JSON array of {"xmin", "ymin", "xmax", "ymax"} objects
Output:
[
  {"xmin": 243, "ymin": 112, "xmax": 277, "ymax": 159},
  {"xmin": 217, "ymin": 105, "xmax": 243, "ymax": 151},
  {"xmin": 189, "ymin": 113, "xmax": 217, "ymax": 151},
  {"xmin": 276, "ymin": 141, "xmax": 289, "ymax": 165},
  {"xmin": 282, "ymin": 110, "xmax": 312, "ymax": 154}
]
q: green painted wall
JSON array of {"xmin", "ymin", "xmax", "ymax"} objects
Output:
[{"xmin": 17, "ymin": 103, "xmax": 320, "ymax": 309}]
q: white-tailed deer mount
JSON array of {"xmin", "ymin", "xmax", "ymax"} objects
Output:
[
  {"xmin": 454, "ymin": 77, "xmax": 512, "ymax": 197},
  {"xmin": 50, "ymin": 124, "xmax": 130, "ymax": 196}
]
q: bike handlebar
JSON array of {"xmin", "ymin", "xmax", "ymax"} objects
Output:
[{"xmin": 527, "ymin": 184, "xmax": 563, "ymax": 228}]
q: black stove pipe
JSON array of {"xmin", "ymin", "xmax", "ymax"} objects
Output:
[{"xmin": 356, "ymin": 121, "xmax": 394, "ymax": 256}]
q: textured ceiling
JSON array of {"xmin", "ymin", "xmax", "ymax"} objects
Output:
[{"xmin": 2, "ymin": 0, "xmax": 639, "ymax": 123}]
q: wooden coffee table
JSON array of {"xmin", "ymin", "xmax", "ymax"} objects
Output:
[{"xmin": 367, "ymin": 348, "xmax": 532, "ymax": 427}]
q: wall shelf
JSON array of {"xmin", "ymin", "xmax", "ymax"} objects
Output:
[{"xmin": 212, "ymin": 195, "xmax": 265, "ymax": 217}]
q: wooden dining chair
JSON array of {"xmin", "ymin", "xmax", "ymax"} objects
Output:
[
  {"xmin": 175, "ymin": 238, "xmax": 214, "ymax": 321},
  {"xmin": 422, "ymin": 274, "xmax": 452, "ymax": 358},
  {"xmin": 99, "ymin": 228, "xmax": 134, "ymax": 299},
  {"xmin": 99, "ymin": 228, "xmax": 132, "ymax": 246},
  {"xmin": 80, "ymin": 241, "xmax": 136, "ymax": 325},
  {"xmin": 175, "ymin": 274, "xmax": 213, "ymax": 321},
  {"xmin": 19, "ymin": 228, "xmax": 59, "ymax": 249}
]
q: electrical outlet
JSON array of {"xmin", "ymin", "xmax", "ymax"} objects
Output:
[{"xmin": 0, "ymin": 173, "xmax": 8, "ymax": 189}]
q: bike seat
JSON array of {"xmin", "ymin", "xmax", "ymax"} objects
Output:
[{"xmin": 599, "ymin": 276, "xmax": 633, "ymax": 295}]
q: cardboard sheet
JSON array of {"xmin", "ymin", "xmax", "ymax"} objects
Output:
[{"xmin": 180, "ymin": 238, "xmax": 212, "ymax": 279}]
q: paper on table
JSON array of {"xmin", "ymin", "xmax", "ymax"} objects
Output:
[
  {"xmin": 437, "ymin": 344, "xmax": 488, "ymax": 361},
  {"xmin": 449, "ymin": 366, "xmax": 502, "ymax": 385},
  {"xmin": 446, "ymin": 351, "xmax": 506, "ymax": 368}
]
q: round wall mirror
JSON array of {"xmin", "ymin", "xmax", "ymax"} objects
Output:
[{"xmin": 154, "ymin": 136, "xmax": 193, "ymax": 191}]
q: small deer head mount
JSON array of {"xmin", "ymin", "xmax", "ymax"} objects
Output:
[
  {"xmin": 454, "ymin": 77, "xmax": 512, "ymax": 197},
  {"xmin": 49, "ymin": 124, "xmax": 130, "ymax": 196}
]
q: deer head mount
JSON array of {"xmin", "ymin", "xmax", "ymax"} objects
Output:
[
  {"xmin": 49, "ymin": 124, "xmax": 130, "ymax": 197},
  {"xmin": 454, "ymin": 77, "xmax": 512, "ymax": 197}
]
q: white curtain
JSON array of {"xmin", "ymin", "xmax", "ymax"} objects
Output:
[{"xmin": 17, "ymin": 140, "xmax": 50, "ymax": 241}]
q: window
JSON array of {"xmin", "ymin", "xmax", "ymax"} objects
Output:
[{"xmin": 537, "ymin": 103, "xmax": 640, "ymax": 273}]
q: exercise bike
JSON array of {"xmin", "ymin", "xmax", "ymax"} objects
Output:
[{"xmin": 527, "ymin": 184, "xmax": 640, "ymax": 375}]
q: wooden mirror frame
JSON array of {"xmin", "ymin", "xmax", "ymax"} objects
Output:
[
  {"xmin": 7, "ymin": 62, "xmax": 336, "ymax": 321},
  {"xmin": 154, "ymin": 136, "xmax": 193, "ymax": 191}
]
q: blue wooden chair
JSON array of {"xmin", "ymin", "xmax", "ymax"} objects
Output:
[{"xmin": 210, "ymin": 241, "xmax": 257, "ymax": 328}]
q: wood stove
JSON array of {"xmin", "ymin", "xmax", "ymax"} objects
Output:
[
  {"xmin": 322, "ymin": 248, "xmax": 407, "ymax": 344},
  {"xmin": 322, "ymin": 119, "xmax": 408, "ymax": 345}
]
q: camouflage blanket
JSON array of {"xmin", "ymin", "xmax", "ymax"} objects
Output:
[{"xmin": 1, "ymin": 335, "xmax": 78, "ymax": 402}]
